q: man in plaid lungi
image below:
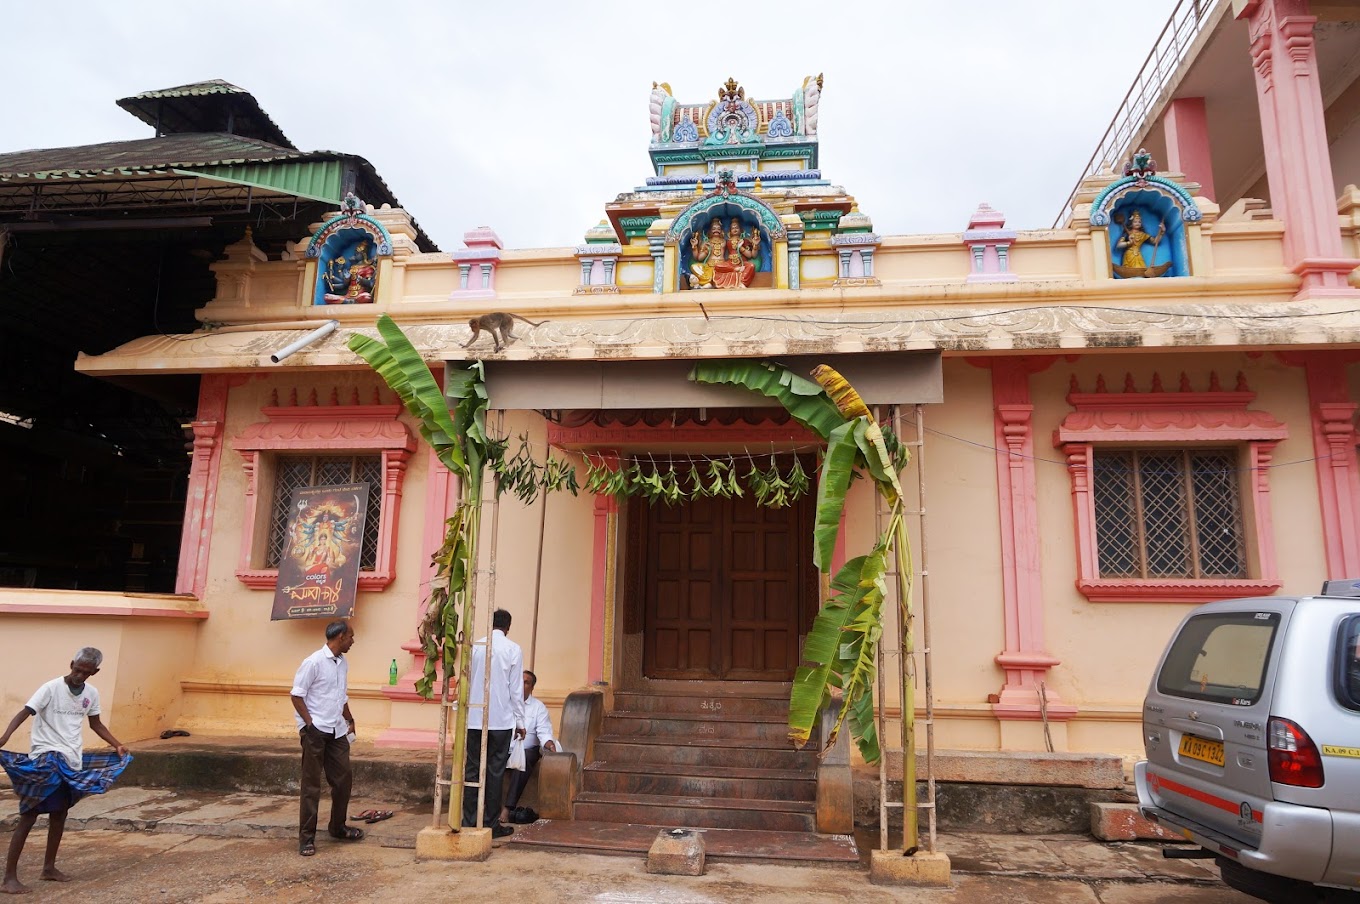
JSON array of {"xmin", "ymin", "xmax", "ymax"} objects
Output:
[{"xmin": 0, "ymin": 647, "xmax": 128, "ymax": 895}]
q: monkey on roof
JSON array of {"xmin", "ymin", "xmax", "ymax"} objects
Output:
[{"xmin": 463, "ymin": 312, "xmax": 546, "ymax": 353}]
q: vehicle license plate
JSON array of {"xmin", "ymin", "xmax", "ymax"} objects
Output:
[{"xmin": 1179, "ymin": 735, "xmax": 1225, "ymax": 767}]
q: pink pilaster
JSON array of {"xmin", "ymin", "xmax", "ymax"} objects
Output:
[
  {"xmin": 589, "ymin": 452, "xmax": 620, "ymax": 685},
  {"xmin": 381, "ymin": 444, "xmax": 461, "ymax": 706},
  {"xmin": 1281, "ymin": 351, "xmax": 1360, "ymax": 576},
  {"xmin": 1239, "ymin": 0, "xmax": 1358, "ymax": 298},
  {"xmin": 987, "ymin": 360, "xmax": 1072, "ymax": 720},
  {"xmin": 175, "ymin": 374, "xmax": 233, "ymax": 598},
  {"xmin": 1163, "ymin": 97, "xmax": 1217, "ymax": 202}
]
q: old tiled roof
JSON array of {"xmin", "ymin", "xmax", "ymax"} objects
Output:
[{"xmin": 0, "ymin": 133, "xmax": 302, "ymax": 177}]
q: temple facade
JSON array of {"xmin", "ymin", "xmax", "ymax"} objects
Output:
[{"xmin": 4, "ymin": 0, "xmax": 1360, "ymax": 780}]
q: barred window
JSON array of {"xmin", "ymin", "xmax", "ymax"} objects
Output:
[
  {"xmin": 1092, "ymin": 449, "xmax": 1246, "ymax": 580},
  {"xmin": 266, "ymin": 455, "xmax": 383, "ymax": 571}
]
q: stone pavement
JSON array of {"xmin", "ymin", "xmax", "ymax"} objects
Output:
[{"xmin": 0, "ymin": 785, "xmax": 1258, "ymax": 902}]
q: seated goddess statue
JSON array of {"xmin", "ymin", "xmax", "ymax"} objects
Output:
[{"xmin": 322, "ymin": 241, "xmax": 378, "ymax": 304}]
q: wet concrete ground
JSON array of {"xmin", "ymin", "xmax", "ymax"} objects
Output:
[{"xmin": 0, "ymin": 786, "xmax": 1258, "ymax": 902}]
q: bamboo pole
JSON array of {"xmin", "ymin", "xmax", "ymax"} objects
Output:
[
  {"xmin": 528, "ymin": 479, "xmax": 548, "ymax": 670},
  {"xmin": 915, "ymin": 405, "xmax": 938, "ymax": 852},
  {"xmin": 446, "ymin": 475, "xmax": 483, "ymax": 831},
  {"xmin": 474, "ymin": 459, "xmax": 504, "ymax": 828},
  {"xmin": 888, "ymin": 403, "xmax": 918, "ymax": 854}
]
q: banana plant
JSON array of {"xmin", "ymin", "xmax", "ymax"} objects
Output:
[
  {"xmin": 690, "ymin": 360, "xmax": 913, "ymax": 765},
  {"xmin": 348, "ymin": 315, "xmax": 488, "ymax": 831}
]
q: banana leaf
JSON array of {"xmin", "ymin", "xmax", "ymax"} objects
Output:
[
  {"xmin": 690, "ymin": 360, "xmax": 845, "ymax": 440},
  {"xmin": 788, "ymin": 544, "xmax": 888, "ymax": 761},
  {"xmin": 813, "ymin": 421, "xmax": 860, "ymax": 572},
  {"xmin": 348, "ymin": 317, "xmax": 465, "ymax": 475},
  {"xmin": 854, "ymin": 419, "xmax": 903, "ymax": 503}
]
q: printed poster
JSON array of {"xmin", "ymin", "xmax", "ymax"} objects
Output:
[{"xmin": 271, "ymin": 483, "xmax": 370, "ymax": 621}]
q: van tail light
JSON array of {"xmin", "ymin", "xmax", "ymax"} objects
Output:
[{"xmin": 1267, "ymin": 717, "xmax": 1325, "ymax": 788}]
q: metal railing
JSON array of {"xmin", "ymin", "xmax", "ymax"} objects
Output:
[{"xmin": 1052, "ymin": 0, "xmax": 1226, "ymax": 227}]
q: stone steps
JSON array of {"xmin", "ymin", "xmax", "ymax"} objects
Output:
[
  {"xmin": 578, "ymin": 685, "xmax": 818, "ymax": 833},
  {"xmin": 574, "ymin": 791, "xmax": 818, "ymax": 832},
  {"xmin": 583, "ymin": 760, "xmax": 817, "ymax": 802}
]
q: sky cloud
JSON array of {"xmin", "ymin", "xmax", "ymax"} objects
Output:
[{"xmin": 7, "ymin": 0, "xmax": 1188, "ymax": 251}]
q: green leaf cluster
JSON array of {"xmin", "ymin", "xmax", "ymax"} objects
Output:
[{"xmin": 581, "ymin": 455, "xmax": 812, "ymax": 508}]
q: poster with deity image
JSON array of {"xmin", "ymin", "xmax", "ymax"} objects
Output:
[{"xmin": 271, "ymin": 483, "xmax": 370, "ymax": 621}]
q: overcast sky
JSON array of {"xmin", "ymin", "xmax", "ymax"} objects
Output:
[{"xmin": 7, "ymin": 1, "xmax": 1187, "ymax": 251}]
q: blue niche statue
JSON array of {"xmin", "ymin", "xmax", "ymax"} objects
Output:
[
  {"xmin": 318, "ymin": 236, "xmax": 378, "ymax": 304},
  {"xmin": 1111, "ymin": 208, "xmax": 1171, "ymax": 279}
]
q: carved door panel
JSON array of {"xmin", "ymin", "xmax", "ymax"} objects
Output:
[{"xmin": 639, "ymin": 488, "xmax": 812, "ymax": 681}]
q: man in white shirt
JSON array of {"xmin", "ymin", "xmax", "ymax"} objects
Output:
[
  {"xmin": 502, "ymin": 669, "xmax": 557, "ymax": 823},
  {"xmin": 462, "ymin": 608, "xmax": 524, "ymax": 838},
  {"xmin": 290, "ymin": 620, "xmax": 364, "ymax": 856},
  {"xmin": 0, "ymin": 647, "xmax": 128, "ymax": 895}
]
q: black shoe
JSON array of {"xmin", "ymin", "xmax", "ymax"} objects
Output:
[{"xmin": 491, "ymin": 824, "xmax": 514, "ymax": 839}]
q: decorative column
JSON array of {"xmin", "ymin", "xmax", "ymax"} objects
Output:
[
  {"xmin": 648, "ymin": 233, "xmax": 666, "ymax": 294},
  {"xmin": 787, "ymin": 225, "xmax": 804, "ymax": 290},
  {"xmin": 1163, "ymin": 97, "xmax": 1217, "ymax": 201},
  {"xmin": 574, "ymin": 221, "xmax": 622, "ymax": 296},
  {"xmin": 831, "ymin": 205, "xmax": 881, "ymax": 287},
  {"xmin": 448, "ymin": 227, "xmax": 503, "ymax": 300},
  {"xmin": 376, "ymin": 441, "xmax": 460, "ymax": 747},
  {"xmin": 984, "ymin": 359, "xmax": 1074, "ymax": 743},
  {"xmin": 175, "ymin": 374, "xmax": 235, "ymax": 597},
  {"xmin": 589, "ymin": 452, "xmax": 621, "ymax": 684},
  {"xmin": 1280, "ymin": 350, "xmax": 1360, "ymax": 576},
  {"xmin": 1238, "ymin": 0, "xmax": 1358, "ymax": 298},
  {"xmin": 963, "ymin": 203, "xmax": 1018, "ymax": 283}
]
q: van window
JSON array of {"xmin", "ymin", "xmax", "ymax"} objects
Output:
[
  {"xmin": 1157, "ymin": 611, "xmax": 1280, "ymax": 705},
  {"xmin": 1336, "ymin": 616, "xmax": 1360, "ymax": 712}
]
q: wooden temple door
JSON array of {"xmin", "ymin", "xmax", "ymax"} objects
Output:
[{"xmin": 638, "ymin": 488, "xmax": 815, "ymax": 681}]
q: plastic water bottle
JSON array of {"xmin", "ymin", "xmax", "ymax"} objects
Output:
[{"xmin": 388, "ymin": 658, "xmax": 399, "ymax": 685}]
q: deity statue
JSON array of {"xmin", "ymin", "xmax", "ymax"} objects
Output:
[
  {"xmin": 687, "ymin": 219, "xmax": 724, "ymax": 289},
  {"xmin": 1111, "ymin": 209, "xmax": 1171, "ymax": 278},
  {"xmin": 712, "ymin": 218, "xmax": 758, "ymax": 289},
  {"xmin": 322, "ymin": 240, "xmax": 378, "ymax": 303}
]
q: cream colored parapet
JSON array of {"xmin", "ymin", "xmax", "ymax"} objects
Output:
[
  {"xmin": 186, "ymin": 198, "xmax": 1301, "ymax": 328},
  {"xmin": 1341, "ymin": 184, "xmax": 1360, "ymax": 270}
]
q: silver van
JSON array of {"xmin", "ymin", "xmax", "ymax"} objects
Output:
[{"xmin": 1136, "ymin": 588, "xmax": 1360, "ymax": 903}]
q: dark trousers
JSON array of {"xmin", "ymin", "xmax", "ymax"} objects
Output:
[
  {"xmin": 505, "ymin": 745, "xmax": 543, "ymax": 809},
  {"xmin": 462, "ymin": 728, "xmax": 511, "ymax": 829},
  {"xmin": 299, "ymin": 725, "xmax": 352, "ymax": 846}
]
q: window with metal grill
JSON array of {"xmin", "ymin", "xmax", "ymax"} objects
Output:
[
  {"xmin": 1091, "ymin": 449, "xmax": 1246, "ymax": 580},
  {"xmin": 266, "ymin": 455, "xmax": 383, "ymax": 571}
]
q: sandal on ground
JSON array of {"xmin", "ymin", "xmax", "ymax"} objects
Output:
[
  {"xmin": 299, "ymin": 841, "xmax": 316, "ymax": 856},
  {"xmin": 362, "ymin": 810, "xmax": 394, "ymax": 824},
  {"xmin": 329, "ymin": 826, "xmax": 365, "ymax": 841},
  {"xmin": 159, "ymin": 729, "xmax": 191, "ymax": 739}
]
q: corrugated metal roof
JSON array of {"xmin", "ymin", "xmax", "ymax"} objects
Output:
[
  {"xmin": 116, "ymin": 80, "xmax": 294, "ymax": 150},
  {"xmin": 0, "ymin": 133, "xmax": 302, "ymax": 178},
  {"xmin": 0, "ymin": 133, "xmax": 438, "ymax": 251},
  {"xmin": 185, "ymin": 160, "xmax": 345, "ymax": 204},
  {"xmin": 122, "ymin": 79, "xmax": 248, "ymax": 100}
]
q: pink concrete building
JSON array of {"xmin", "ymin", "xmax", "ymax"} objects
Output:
[{"xmin": 1, "ymin": 0, "xmax": 1359, "ymax": 845}]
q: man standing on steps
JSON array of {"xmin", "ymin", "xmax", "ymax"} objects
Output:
[
  {"xmin": 463, "ymin": 609, "xmax": 524, "ymax": 839},
  {"xmin": 290, "ymin": 620, "xmax": 365, "ymax": 857}
]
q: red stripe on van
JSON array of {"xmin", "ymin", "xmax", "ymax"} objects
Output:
[{"xmin": 1149, "ymin": 771, "xmax": 1263, "ymax": 823}]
